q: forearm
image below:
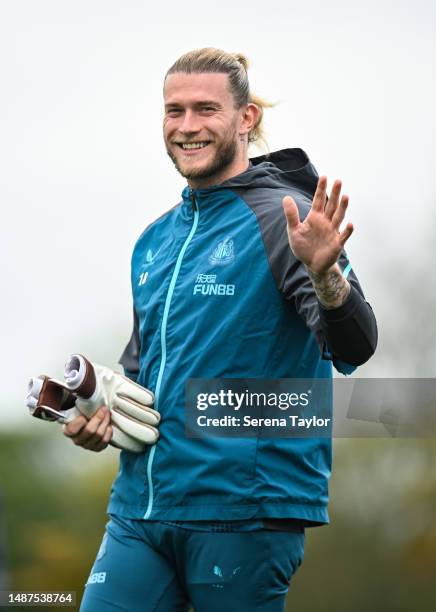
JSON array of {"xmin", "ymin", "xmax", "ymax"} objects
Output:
[
  {"xmin": 318, "ymin": 284, "xmax": 378, "ymax": 366},
  {"xmin": 306, "ymin": 263, "xmax": 351, "ymax": 309}
]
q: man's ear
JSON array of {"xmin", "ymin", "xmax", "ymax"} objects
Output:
[{"xmin": 239, "ymin": 103, "xmax": 261, "ymax": 137}]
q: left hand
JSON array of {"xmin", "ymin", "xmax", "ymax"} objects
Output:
[{"xmin": 282, "ymin": 176, "xmax": 353, "ymax": 275}]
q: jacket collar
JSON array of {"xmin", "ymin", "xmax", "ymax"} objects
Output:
[{"xmin": 181, "ymin": 147, "xmax": 319, "ymax": 208}]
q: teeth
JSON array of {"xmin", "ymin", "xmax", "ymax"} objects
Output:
[{"xmin": 181, "ymin": 142, "xmax": 209, "ymax": 149}]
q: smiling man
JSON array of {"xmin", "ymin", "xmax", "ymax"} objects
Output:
[
  {"xmin": 67, "ymin": 48, "xmax": 378, "ymax": 611},
  {"xmin": 164, "ymin": 70, "xmax": 257, "ymax": 187}
]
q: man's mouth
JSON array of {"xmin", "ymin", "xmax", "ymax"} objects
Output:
[{"xmin": 175, "ymin": 141, "xmax": 211, "ymax": 150}]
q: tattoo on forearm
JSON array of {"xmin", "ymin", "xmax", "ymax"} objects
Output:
[{"xmin": 307, "ymin": 267, "xmax": 351, "ymax": 309}]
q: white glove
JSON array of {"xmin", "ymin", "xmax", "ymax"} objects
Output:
[
  {"xmin": 26, "ymin": 375, "xmax": 146, "ymax": 452},
  {"xmin": 25, "ymin": 357, "xmax": 159, "ymax": 454},
  {"xmin": 64, "ymin": 354, "xmax": 160, "ymax": 449},
  {"xmin": 26, "ymin": 375, "xmax": 79, "ymax": 423}
]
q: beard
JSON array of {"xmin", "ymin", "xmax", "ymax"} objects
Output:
[{"xmin": 166, "ymin": 127, "xmax": 238, "ymax": 184}]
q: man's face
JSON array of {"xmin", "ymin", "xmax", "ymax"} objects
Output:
[{"xmin": 163, "ymin": 72, "xmax": 242, "ymax": 186}]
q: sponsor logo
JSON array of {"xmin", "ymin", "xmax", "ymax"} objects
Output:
[
  {"xmin": 146, "ymin": 246, "xmax": 162, "ymax": 265},
  {"xmin": 209, "ymin": 237, "xmax": 234, "ymax": 266},
  {"xmin": 138, "ymin": 245, "xmax": 163, "ymax": 286},
  {"xmin": 86, "ymin": 571, "xmax": 106, "ymax": 585},
  {"xmin": 138, "ymin": 271, "xmax": 148, "ymax": 286},
  {"xmin": 193, "ymin": 273, "xmax": 235, "ymax": 296}
]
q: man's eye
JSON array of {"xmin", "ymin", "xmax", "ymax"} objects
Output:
[
  {"xmin": 201, "ymin": 107, "xmax": 216, "ymax": 112},
  {"xmin": 167, "ymin": 109, "xmax": 182, "ymax": 116}
]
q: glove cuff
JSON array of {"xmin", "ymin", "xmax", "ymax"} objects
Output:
[
  {"xmin": 64, "ymin": 354, "xmax": 97, "ymax": 399},
  {"xmin": 26, "ymin": 376, "xmax": 77, "ymax": 421}
]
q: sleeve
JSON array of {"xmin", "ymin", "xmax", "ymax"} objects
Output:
[
  {"xmin": 283, "ymin": 249, "xmax": 378, "ymax": 372},
  {"xmin": 247, "ymin": 192, "xmax": 378, "ymax": 374},
  {"xmin": 317, "ymin": 264, "xmax": 378, "ymax": 369},
  {"xmin": 118, "ymin": 307, "xmax": 140, "ymax": 382}
]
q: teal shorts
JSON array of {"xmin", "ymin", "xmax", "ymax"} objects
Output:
[{"xmin": 80, "ymin": 515, "xmax": 305, "ymax": 612}]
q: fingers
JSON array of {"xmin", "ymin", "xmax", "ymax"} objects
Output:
[
  {"xmin": 312, "ymin": 176, "xmax": 328, "ymax": 212},
  {"xmin": 63, "ymin": 405, "xmax": 112, "ymax": 452},
  {"xmin": 282, "ymin": 195, "xmax": 300, "ymax": 230},
  {"xmin": 321, "ymin": 178, "xmax": 351, "ymax": 234},
  {"xmin": 339, "ymin": 222, "xmax": 354, "ymax": 246},
  {"xmin": 92, "ymin": 417, "xmax": 113, "ymax": 452},
  {"xmin": 332, "ymin": 194, "xmax": 349, "ymax": 230},
  {"xmin": 324, "ymin": 180, "xmax": 342, "ymax": 220},
  {"xmin": 62, "ymin": 414, "xmax": 88, "ymax": 437}
]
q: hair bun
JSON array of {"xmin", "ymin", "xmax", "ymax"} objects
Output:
[{"xmin": 232, "ymin": 53, "xmax": 249, "ymax": 71}]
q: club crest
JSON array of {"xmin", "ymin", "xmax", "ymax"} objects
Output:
[{"xmin": 209, "ymin": 236, "xmax": 235, "ymax": 266}]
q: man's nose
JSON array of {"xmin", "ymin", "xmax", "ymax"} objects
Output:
[{"xmin": 179, "ymin": 110, "xmax": 201, "ymax": 134}]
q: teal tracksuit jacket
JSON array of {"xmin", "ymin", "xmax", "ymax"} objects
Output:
[{"xmin": 109, "ymin": 148, "xmax": 377, "ymax": 525}]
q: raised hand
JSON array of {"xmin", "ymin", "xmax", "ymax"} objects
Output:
[{"xmin": 282, "ymin": 176, "xmax": 353, "ymax": 275}]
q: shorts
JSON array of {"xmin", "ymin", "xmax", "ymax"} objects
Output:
[{"xmin": 80, "ymin": 514, "xmax": 305, "ymax": 612}]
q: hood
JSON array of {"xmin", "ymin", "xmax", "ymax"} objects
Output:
[{"xmin": 182, "ymin": 148, "xmax": 319, "ymax": 202}]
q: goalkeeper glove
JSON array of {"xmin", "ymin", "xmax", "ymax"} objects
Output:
[
  {"xmin": 25, "ymin": 355, "xmax": 159, "ymax": 453},
  {"xmin": 63, "ymin": 354, "xmax": 160, "ymax": 448}
]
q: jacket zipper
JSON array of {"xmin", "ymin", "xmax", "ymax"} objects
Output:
[{"xmin": 143, "ymin": 190, "xmax": 199, "ymax": 519}]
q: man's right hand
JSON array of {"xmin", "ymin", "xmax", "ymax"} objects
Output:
[
  {"xmin": 63, "ymin": 405, "xmax": 113, "ymax": 452},
  {"xmin": 26, "ymin": 358, "xmax": 158, "ymax": 452}
]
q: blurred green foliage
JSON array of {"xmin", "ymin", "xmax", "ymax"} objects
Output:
[
  {"xmin": 0, "ymin": 427, "xmax": 118, "ymax": 604},
  {"xmin": 290, "ymin": 438, "xmax": 436, "ymax": 611},
  {"xmin": 0, "ymin": 430, "xmax": 435, "ymax": 611}
]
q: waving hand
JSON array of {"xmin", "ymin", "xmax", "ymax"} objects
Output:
[{"xmin": 282, "ymin": 176, "xmax": 353, "ymax": 276}]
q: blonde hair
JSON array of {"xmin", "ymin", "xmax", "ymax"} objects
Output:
[{"xmin": 165, "ymin": 48, "xmax": 273, "ymax": 148}]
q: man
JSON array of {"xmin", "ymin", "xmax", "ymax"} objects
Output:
[{"xmin": 65, "ymin": 48, "xmax": 377, "ymax": 611}]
